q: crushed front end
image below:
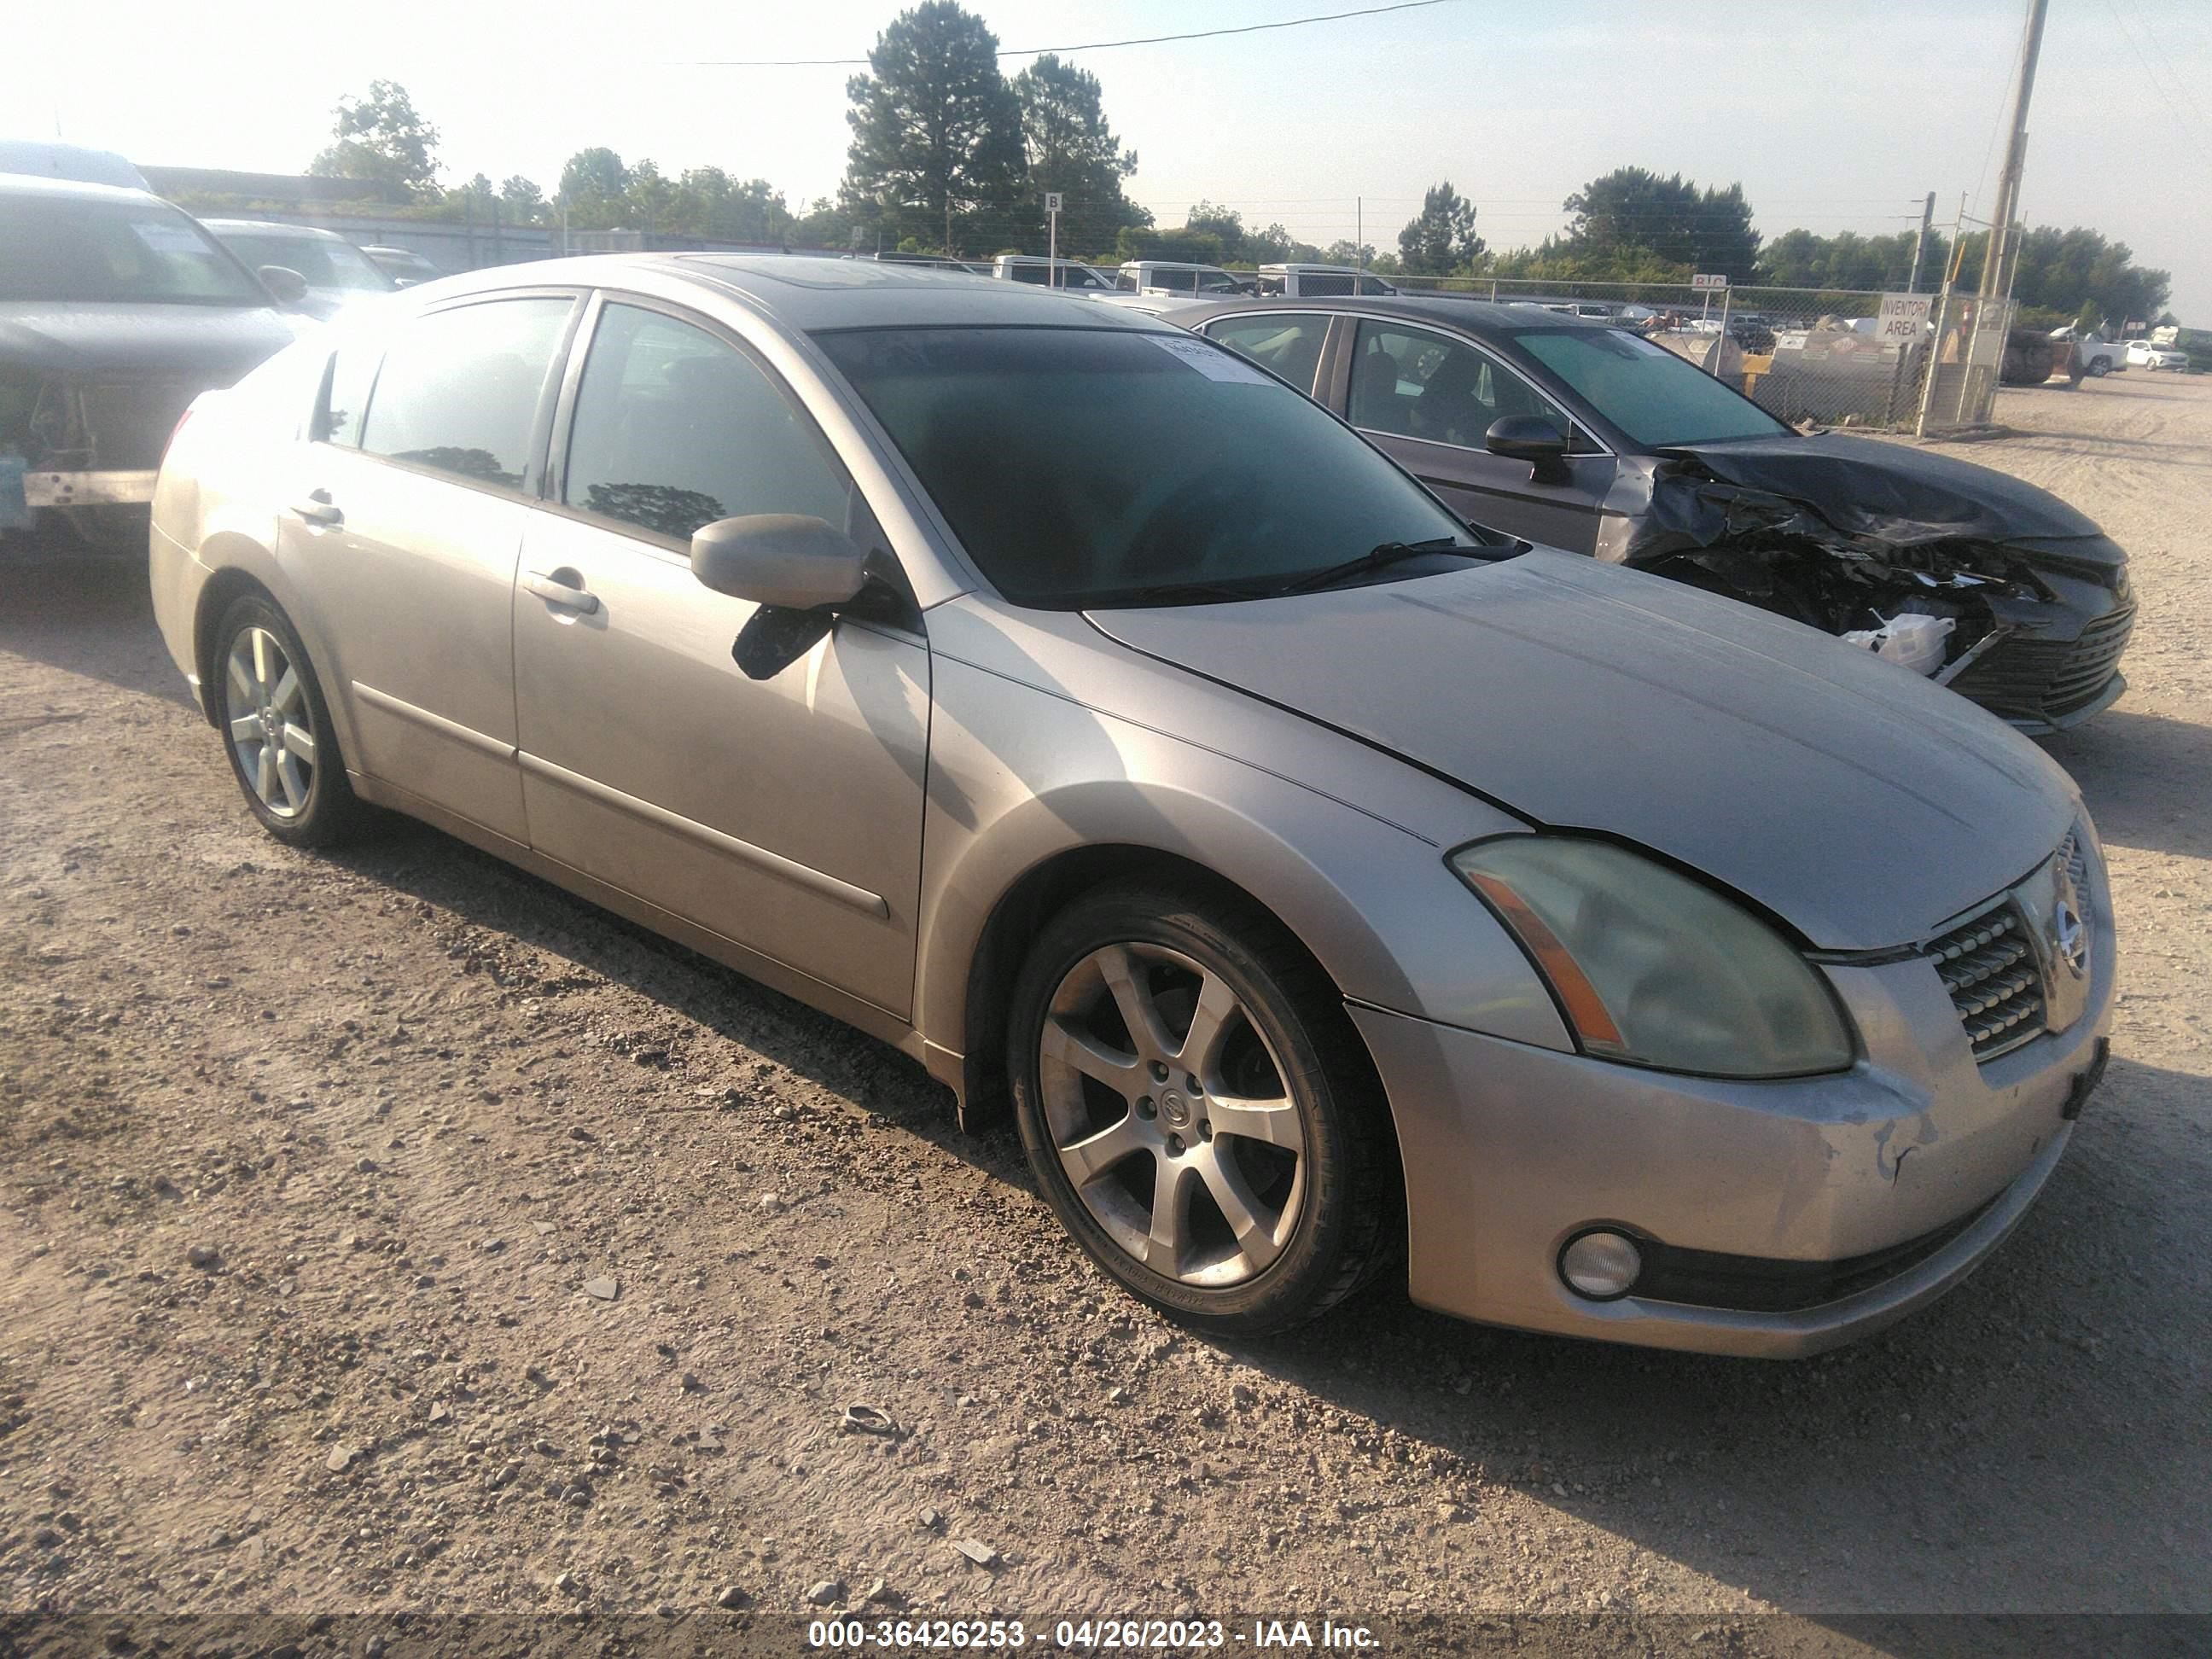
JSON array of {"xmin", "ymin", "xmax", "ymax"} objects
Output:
[{"xmin": 0, "ymin": 361, "xmax": 195, "ymax": 551}]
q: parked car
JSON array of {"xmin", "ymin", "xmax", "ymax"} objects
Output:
[
  {"xmin": 2050, "ymin": 328, "xmax": 2123, "ymax": 377},
  {"xmin": 2124, "ymin": 338, "xmax": 2188, "ymax": 371},
  {"xmin": 361, "ymin": 245, "xmax": 444, "ymax": 285},
  {"xmin": 1178, "ymin": 295, "xmax": 2134, "ymax": 732},
  {"xmin": 1116, "ymin": 259, "xmax": 1249, "ymax": 297},
  {"xmin": 0, "ymin": 138, "xmax": 149, "ymax": 192},
  {"xmin": 1255, "ymin": 264, "xmax": 1396, "ymax": 298},
  {"xmin": 0, "ymin": 175, "xmax": 299, "ymax": 550},
  {"xmin": 993, "ymin": 255, "xmax": 1117, "ymax": 292},
  {"xmin": 150, "ymin": 254, "xmax": 2111, "ymax": 1355},
  {"xmin": 201, "ymin": 220, "xmax": 399, "ymax": 322}
]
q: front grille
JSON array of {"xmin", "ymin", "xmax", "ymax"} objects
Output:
[
  {"xmin": 1927, "ymin": 902, "xmax": 2045, "ymax": 1060},
  {"xmin": 2059, "ymin": 829, "xmax": 2090, "ymax": 917},
  {"xmin": 75, "ymin": 381, "xmax": 200, "ymax": 471},
  {"xmin": 1633, "ymin": 1201, "xmax": 1996, "ymax": 1313},
  {"xmin": 1948, "ymin": 603, "xmax": 2135, "ymax": 720}
]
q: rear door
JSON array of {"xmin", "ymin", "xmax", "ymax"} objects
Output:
[
  {"xmin": 282, "ymin": 292, "xmax": 578, "ymax": 842},
  {"xmin": 510, "ymin": 295, "xmax": 928, "ymax": 1018},
  {"xmin": 1339, "ymin": 318, "xmax": 1617, "ymax": 553},
  {"xmin": 1196, "ymin": 312, "xmax": 1335, "ymax": 398}
]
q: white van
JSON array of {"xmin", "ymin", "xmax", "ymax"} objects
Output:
[
  {"xmin": 992, "ymin": 255, "xmax": 1117, "ymax": 292},
  {"xmin": 1254, "ymin": 264, "xmax": 1397, "ymax": 297},
  {"xmin": 1115, "ymin": 260, "xmax": 1249, "ymax": 297}
]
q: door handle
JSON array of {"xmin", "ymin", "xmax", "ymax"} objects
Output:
[
  {"xmin": 523, "ymin": 569, "xmax": 600, "ymax": 614},
  {"xmin": 292, "ymin": 490, "xmax": 342, "ymax": 527}
]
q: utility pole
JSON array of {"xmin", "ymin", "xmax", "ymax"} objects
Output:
[
  {"xmin": 1356, "ymin": 197, "xmax": 1364, "ymax": 270},
  {"xmin": 1978, "ymin": 0, "xmax": 2050, "ymax": 305},
  {"xmin": 1907, "ymin": 191, "xmax": 1936, "ymax": 293}
]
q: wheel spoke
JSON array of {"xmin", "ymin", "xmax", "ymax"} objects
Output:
[
  {"xmin": 270, "ymin": 665, "xmax": 302, "ymax": 719},
  {"xmin": 279, "ymin": 722, "xmax": 317, "ymax": 765},
  {"xmin": 276, "ymin": 753, "xmax": 309, "ymax": 812},
  {"xmin": 227, "ymin": 650, "xmax": 255, "ymax": 702},
  {"xmin": 254, "ymin": 741, "xmax": 278, "ymax": 804},
  {"xmin": 1040, "ymin": 1013, "xmax": 1142, "ymax": 1097},
  {"xmin": 229, "ymin": 713, "xmax": 261, "ymax": 745},
  {"xmin": 1175, "ymin": 969, "xmax": 1242, "ymax": 1072},
  {"xmin": 1058, "ymin": 1112, "xmax": 1149, "ymax": 1186},
  {"xmin": 1144, "ymin": 1155, "xmax": 1194, "ymax": 1275},
  {"xmin": 1097, "ymin": 946, "xmax": 1176, "ymax": 1059},
  {"xmin": 1195, "ymin": 1145, "xmax": 1285, "ymax": 1274},
  {"xmin": 251, "ymin": 629, "xmax": 274, "ymax": 691},
  {"xmin": 1206, "ymin": 1092, "xmax": 1302, "ymax": 1152}
]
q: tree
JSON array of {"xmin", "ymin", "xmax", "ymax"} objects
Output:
[
  {"xmin": 1014, "ymin": 53, "xmax": 1142, "ymax": 257},
  {"xmin": 1184, "ymin": 201, "xmax": 1247, "ymax": 265},
  {"xmin": 1948, "ymin": 225, "xmax": 2169, "ymax": 326},
  {"xmin": 840, "ymin": 1, "xmax": 1026, "ymax": 256},
  {"xmin": 1115, "ymin": 224, "xmax": 1225, "ymax": 265},
  {"xmin": 558, "ymin": 148, "xmax": 632, "ymax": 228},
  {"xmin": 1558, "ymin": 166, "xmax": 1759, "ymax": 281},
  {"xmin": 499, "ymin": 175, "xmax": 548, "ymax": 225},
  {"xmin": 1757, "ymin": 227, "xmax": 1949, "ymax": 292},
  {"xmin": 1396, "ymin": 180, "xmax": 1483, "ymax": 276},
  {"xmin": 309, "ymin": 81, "xmax": 441, "ymax": 200}
]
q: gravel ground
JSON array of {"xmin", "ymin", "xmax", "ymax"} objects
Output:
[{"xmin": 2, "ymin": 374, "xmax": 2207, "ymax": 1643}]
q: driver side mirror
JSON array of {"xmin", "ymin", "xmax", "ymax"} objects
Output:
[
  {"xmin": 1485, "ymin": 415, "xmax": 1572, "ymax": 485},
  {"xmin": 691, "ymin": 515, "xmax": 872, "ymax": 681},
  {"xmin": 257, "ymin": 265, "xmax": 310, "ymax": 306}
]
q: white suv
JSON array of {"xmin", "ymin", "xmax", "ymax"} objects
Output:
[{"xmin": 2125, "ymin": 338, "xmax": 2189, "ymax": 371}]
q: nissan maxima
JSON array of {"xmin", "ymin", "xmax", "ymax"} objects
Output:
[{"xmin": 148, "ymin": 258, "xmax": 2113, "ymax": 1355}]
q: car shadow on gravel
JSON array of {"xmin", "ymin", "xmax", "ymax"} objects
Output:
[
  {"xmin": 1205, "ymin": 1047, "xmax": 2211, "ymax": 1615},
  {"xmin": 0, "ymin": 549, "xmax": 198, "ymax": 710},
  {"xmin": 2044, "ymin": 707, "xmax": 2212, "ymax": 862}
]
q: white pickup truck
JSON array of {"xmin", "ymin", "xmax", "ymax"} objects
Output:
[{"xmin": 2050, "ymin": 328, "xmax": 2125, "ymax": 377}]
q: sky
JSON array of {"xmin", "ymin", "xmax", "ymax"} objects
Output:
[{"xmin": 12, "ymin": 0, "xmax": 2211, "ymax": 316}]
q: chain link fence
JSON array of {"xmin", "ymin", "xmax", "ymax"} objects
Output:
[{"xmin": 1388, "ymin": 275, "xmax": 2023, "ymax": 434}]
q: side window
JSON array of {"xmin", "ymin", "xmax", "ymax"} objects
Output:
[
  {"xmin": 358, "ymin": 298, "xmax": 572, "ymax": 489},
  {"xmin": 1302, "ymin": 273, "xmax": 1355, "ymax": 297},
  {"xmin": 562, "ymin": 303, "xmax": 853, "ymax": 544},
  {"xmin": 1349, "ymin": 322, "xmax": 1571, "ymax": 451},
  {"xmin": 1202, "ymin": 315, "xmax": 1330, "ymax": 395},
  {"xmin": 322, "ymin": 341, "xmax": 381, "ymax": 447}
]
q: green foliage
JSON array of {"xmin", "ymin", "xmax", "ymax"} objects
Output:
[
  {"xmin": 1557, "ymin": 166, "xmax": 1758, "ymax": 281},
  {"xmin": 1396, "ymin": 181, "xmax": 1483, "ymax": 276},
  {"xmin": 308, "ymin": 81, "xmax": 441, "ymax": 201},
  {"xmin": 1115, "ymin": 224, "xmax": 1225, "ymax": 265},
  {"xmin": 558, "ymin": 148, "xmax": 632, "ymax": 227},
  {"xmin": 1757, "ymin": 228, "xmax": 1948, "ymax": 292},
  {"xmin": 1015, "ymin": 54, "xmax": 1144, "ymax": 257},
  {"xmin": 499, "ymin": 176, "xmax": 548, "ymax": 225},
  {"xmin": 839, "ymin": 0, "xmax": 1026, "ymax": 255}
]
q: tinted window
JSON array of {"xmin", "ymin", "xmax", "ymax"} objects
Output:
[
  {"xmin": 1005, "ymin": 264, "xmax": 1050, "ymax": 285},
  {"xmin": 0, "ymin": 195, "xmax": 263, "ymax": 306},
  {"xmin": 323, "ymin": 341, "xmax": 381, "ymax": 447},
  {"xmin": 1203, "ymin": 315, "xmax": 1330, "ymax": 395},
  {"xmin": 1350, "ymin": 322, "xmax": 1569, "ymax": 450},
  {"xmin": 816, "ymin": 326, "xmax": 1476, "ymax": 609},
  {"xmin": 1514, "ymin": 328, "xmax": 1786, "ymax": 446},
  {"xmin": 216, "ymin": 232, "xmax": 394, "ymax": 293},
  {"xmin": 1299, "ymin": 273, "xmax": 1355, "ymax": 297},
  {"xmin": 563, "ymin": 304, "xmax": 851, "ymax": 542},
  {"xmin": 358, "ymin": 298, "xmax": 571, "ymax": 489}
]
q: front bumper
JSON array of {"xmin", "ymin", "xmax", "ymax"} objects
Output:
[{"xmin": 1353, "ymin": 885, "xmax": 2116, "ymax": 1357}]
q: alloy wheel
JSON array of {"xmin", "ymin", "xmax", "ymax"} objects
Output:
[
  {"xmin": 225, "ymin": 626, "xmax": 317, "ymax": 819},
  {"xmin": 1036, "ymin": 942, "xmax": 1308, "ymax": 1287}
]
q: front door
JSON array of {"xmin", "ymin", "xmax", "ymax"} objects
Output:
[
  {"xmin": 283, "ymin": 294, "xmax": 577, "ymax": 842},
  {"xmin": 510, "ymin": 299, "xmax": 928, "ymax": 1018},
  {"xmin": 1342, "ymin": 319, "xmax": 1617, "ymax": 554}
]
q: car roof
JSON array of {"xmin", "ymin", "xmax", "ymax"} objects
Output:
[
  {"xmin": 416, "ymin": 252, "xmax": 1182, "ymax": 334},
  {"xmin": 201, "ymin": 218, "xmax": 351, "ymax": 242},
  {"xmin": 0, "ymin": 172, "xmax": 170, "ymax": 207},
  {"xmin": 1161, "ymin": 293, "xmax": 1617, "ymax": 341}
]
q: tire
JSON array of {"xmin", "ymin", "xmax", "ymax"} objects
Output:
[
  {"xmin": 1006, "ymin": 877, "xmax": 1400, "ymax": 1336},
  {"xmin": 2087, "ymin": 358, "xmax": 2110, "ymax": 377},
  {"xmin": 210, "ymin": 594, "xmax": 368, "ymax": 847}
]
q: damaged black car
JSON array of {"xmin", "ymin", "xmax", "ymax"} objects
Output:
[
  {"xmin": 2, "ymin": 174, "xmax": 300, "ymax": 553},
  {"xmin": 1178, "ymin": 295, "xmax": 2133, "ymax": 733}
]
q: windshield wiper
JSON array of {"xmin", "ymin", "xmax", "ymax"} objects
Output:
[{"xmin": 1276, "ymin": 537, "xmax": 1485, "ymax": 597}]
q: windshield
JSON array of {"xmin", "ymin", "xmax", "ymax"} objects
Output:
[
  {"xmin": 0, "ymin": 195, "xmax": 265, "ymax": 306},
  {"xmin": 1512, "ymin": 327, "xmax": 1788, "ymax": 447},
  {"xmin": 815, "ymin": 326, "xmax": 1481, "ymax": 608},
  {"xmin": 216, "ymin": 231, "xmax": 394, "ymax": 292}
]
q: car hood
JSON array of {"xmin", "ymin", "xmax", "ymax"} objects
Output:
[
  {"xmin": 1662, "ymin": 431, "xmax": 2102, "ymax": 545},
  {"xmin": 0, "ymin": 301, "xmax": 298, "ymax": 383},
  {"xmin": 1088, "ymin": 550, "xmax": 2078, "ymax": 951}
]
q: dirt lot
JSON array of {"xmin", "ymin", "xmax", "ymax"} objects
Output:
[{"xmin": 3, "ymin": 374, "xmax": 2208, "ymax": 1645}]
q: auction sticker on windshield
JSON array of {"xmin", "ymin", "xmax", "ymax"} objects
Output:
[{"xmin": 1148, "ymin": 333, "xmax": 1276, "ymax": 383}]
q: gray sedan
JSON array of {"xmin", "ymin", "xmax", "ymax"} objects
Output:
[{"xmin": 148, "ymin": 257, "xmax": 2113, "ymax": 1354}]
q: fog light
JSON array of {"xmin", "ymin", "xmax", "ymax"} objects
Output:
[{"xmin": 1559, "ymin": 1230, "xmax": 1643, "ymax": 1301}]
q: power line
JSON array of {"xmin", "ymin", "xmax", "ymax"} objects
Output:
[{"xmin": 681, "ymin": 0, "xmax": 1462, "ymax": 67}]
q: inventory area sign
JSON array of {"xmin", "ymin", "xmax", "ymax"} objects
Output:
[{"xmin": 1877, "ymin": 292, "xmax": 1935, "ymax": 341}]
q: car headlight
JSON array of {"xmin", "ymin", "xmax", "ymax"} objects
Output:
[{"xmin": 1448, "ymin": 837, "xmax": 1854, "ymax": 1079}]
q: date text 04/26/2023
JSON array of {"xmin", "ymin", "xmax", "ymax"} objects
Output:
[{"xmin": 805, "ymin": 1616, "xmax": 1382, "ymax": 1650}]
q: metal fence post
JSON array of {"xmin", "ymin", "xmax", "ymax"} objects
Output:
[{"xmin": 1712, "ymin": 287, "xmax": 1732, "ymax": 377}]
